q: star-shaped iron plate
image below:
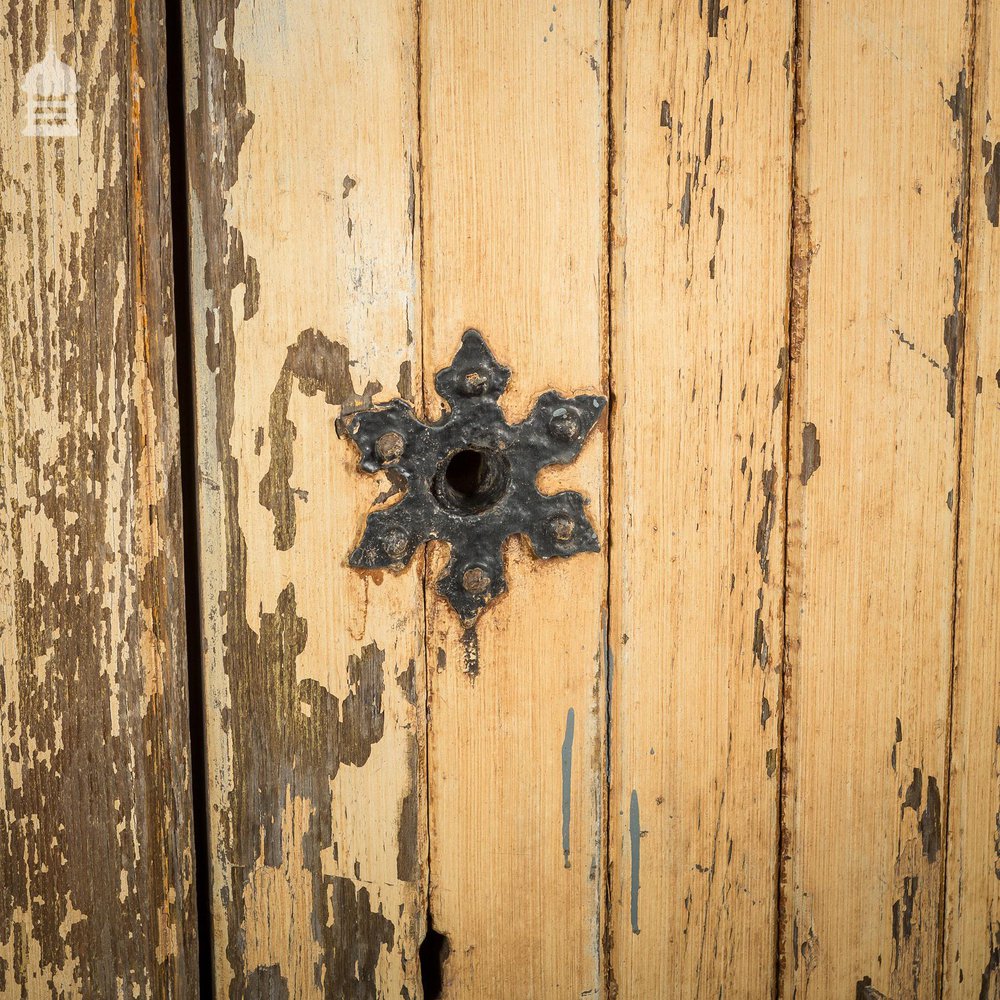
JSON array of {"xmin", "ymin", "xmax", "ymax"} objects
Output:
[{"xmin": 343, "ymin": 330, "xmax": 606, "ymax": 622}]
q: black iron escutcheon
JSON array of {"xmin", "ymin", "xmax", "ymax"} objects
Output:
[{"xmin": 343, "ymin": 330, "xmax": 607, "ymax": 622}]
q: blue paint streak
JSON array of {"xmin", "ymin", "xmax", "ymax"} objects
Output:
[
  {"xmin": 629, "ymin": 789, "xmax": 640, "ymax": 934},
  {"xmin": 562, "ymin": 707, "xmax": 575, "ymax": 868}
]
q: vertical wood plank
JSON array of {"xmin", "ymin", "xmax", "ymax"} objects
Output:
[
  {"xmin": 781, "ymin": 2, "xmax": 973, "ymax": 996},
  {"xmin": 181, "ymin": 1, "xmax": 426, "ymax": 994},
  {"xmin": 944, "ymin": 0, "xmax": 1000, "ymax": 994},
  {"xmin": 421, "ymin": 3, "xmax": 608, "ymax": 995},
  {"xmin": 0, "ymin": 2, "xmax": 199, "ymax": 994},
  {"xmin": 608, "ymin": 0, "xmax": 794, "ymax": 995}
]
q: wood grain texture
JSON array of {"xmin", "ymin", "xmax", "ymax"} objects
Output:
[
  {"xmin": 0, "ymin": 1, "xmax": 199, "ymax": 994},
  {"xmin": 181, "ymin": 1, "xmax": 426, "ymax": 995},
  {"xmin": 608, "ymin": 0, "xmax": 794, "ymax": 994},
  {"xmin": 420, "ymin": 3, "xmax": 608, "ymax": 996},
  {"xmin": 780, "ymin": 2, "xmax": 974, "ymax": 996},
  {"xmin": 944, "ymin": 0, "xmax": 1000, "ymax": 994}
]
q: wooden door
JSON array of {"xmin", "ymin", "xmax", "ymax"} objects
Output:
[{"xmin": 3, "ymin": 1, "xmax": 1000, "ymax": 998}]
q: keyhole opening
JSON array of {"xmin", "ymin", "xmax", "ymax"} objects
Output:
[
  {"xmin": 445, "ymin": 450, "xmax": 488, "ymax": 497},
  {"xmin": 433, "ymin": 447, "xmax": 510, "ymax": 514}
]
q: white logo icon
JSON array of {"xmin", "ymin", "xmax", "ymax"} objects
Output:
[{"xmin": 21, "ymin": 44, "xmax": 79, "ymax": 138}]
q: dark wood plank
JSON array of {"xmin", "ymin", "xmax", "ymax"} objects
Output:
[{"xmin": 0, "ymin": 2, "xmax": 199, "ymax": 994}]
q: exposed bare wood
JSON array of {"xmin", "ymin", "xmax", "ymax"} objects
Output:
[
  {"xmin": 0, "ymin": 1, "xmax": 198, "ymax": 993},
  {"xmin": 420, "ymin": 2, "xmax": 609, "ymax": 995},
  {"xmin": 181, "ymin": 1, "xmax": 426, "ymax": 994},
  {"xmin": 944, "ymin": 0, "xmax": 1000, "ymax": 994},
  {"xmin": 781, "ymin": 2, "xmax": 974, "ymax": 996},
  {"xmin": 608, "ymin": 0, "xmax": 795, "ymax": 994}
]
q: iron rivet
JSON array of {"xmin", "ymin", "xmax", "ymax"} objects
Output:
[
  {"xmin": 462, "ymin": 566, "xmax": 490, "ymax": 594},
  {"xmin": 460, "ymin": 371, "xmax": 488, "ymax": 396},
  {"xmin": 551, "ymin": 516, "xmax": 575, "ymax": 542},
  {"xmin": 375, "ymin": 431, "xmax": 405, "ymax": 464},
  {"xmin": 384, "ymin": 530, "xmax": 409, "ymax": 561},
  {"xmin": 548, "ymin": 408, "xmax": 581, "ymax": 442}
]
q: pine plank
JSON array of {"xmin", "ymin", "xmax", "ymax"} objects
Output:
[
  {"xmin": 944, "ymin": 0, "xmax": 1000, "ymax": 993},
  {"xmin": 781, "ymin": 2, "xmax": 973, "ymax": 996},
  {"xmin": 420, "ymin": 3, "xmax": 608, "ymax": 995},
  {"xmin": 0, "ymin": 2, "xmax": 198, "ymax": 994},
  {"xmin": 181, "ymin": 1, "xmax": 426, "ymax": 994},
  {"xmin": 608, "ymin": 0, "xmax": 795, "ymax": 994}
]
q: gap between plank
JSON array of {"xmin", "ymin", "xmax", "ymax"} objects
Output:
[
  {"xmin": 163, "ymin": 0, "xmax": 215, "ymax": 993},
  {"xmin": 414, "ymin": 2, "xmax": 444, "ymax": 995},
  {"xmin": 602, "ymin": 0, "xmax": 616, "ymax": 996},
  {"xmin": 936, "ymin": 0, "xmax": 980, "ymax": 993},
  {"xmin": 774, "ymin": 0, "xmax": 805, "ymax": 994}
]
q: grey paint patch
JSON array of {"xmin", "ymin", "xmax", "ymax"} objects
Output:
[
  {"xmin": 901, "ymin": 767, "xmax": 923, "ymax": 816},
  {"xmin": 943, "ymin": 257, "xmax": 965, "ymax": 418},
  {"xmin": 461, "ymin": 627, "xmax": 479, "ymax": 678},
  {"xmin": 986, "ymin": 143, "xmax": 1000, "ymax": 226},
  {"xmin": 246, "ymin": 965, "xmax": 290, "ymax": 999},
  {"xmin": 919, "ymin": 776, "xmax": 942, "ymax": 862},
  {"xmin": 946, "ymin": 70, "xmax": 968, "ymax": 122},
  {"xmin": 630, "ymin": 790, "xmax": 641, "ymax": 934},
  {"xmin": 980, "ymin": 934, "xmax": 1000, "ymax": 1000},
  {"xmin": 680, "ymin": 172, "xmax": 692, "ymax": 226},
  {"xmin": 756, "ymin": 465, "xmax": 778, "ymax": 580},
  {"xmin": 397, "ymin": 359, "xmax": 413, "ymax": 401},
  {"xmin": 562, "ymin": 708, "xmax": 575, "ymax": 869},
  {"xmin": 259, "ymin": 328, "xmax": 381, "ymax": 550},
  {"xmin": 773, "ymin": 346, "xmax": 788, "ymax": 412},
  {"xmin": 396, "ymin": 659, "xmax": 417, "ymax": 706},
  {"xmin": 892, "ymin": 875, "xmax": 918, "ymax": 949},
  {"xmin": 856, "ymin": 975, "xmax": 889, "ymax": 999},
  {"xmin": 706, "ymin": 0, "xmax": 722, "ymax": 37},
  {"xmin": 800, "ymin": 422, "xmax": 821, "ymax": 485},
  {"xmin": 396, "ymin": 735, "xmax": 420, "ymax": 883}
]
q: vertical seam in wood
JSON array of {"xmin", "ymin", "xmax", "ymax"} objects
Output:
[
  {"xmin": 415, "ymin": 0, "xmax": 434, "ymax": 962},
  {"xmin": 937, "ymin": 1, "xmax": 980, "ymax": 995},
  {"xmin": 602, "ymin": 2, "xmax": 616, "ymax": 998},
  {"xmin": 163, "ymin": 0, "xmax": 213, "ymax": 989},
  {"xmin": 774, "ymin": 0, "xmax": 805, "ymax": 994}
]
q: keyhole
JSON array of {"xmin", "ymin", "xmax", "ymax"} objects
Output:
[
  {"xmin": 445, "ymin": 449, "xmax": 488, "ymax": 497},
  {"xmin": 433, "ymin": 447, "xmax": 511, "ymax": 514}
]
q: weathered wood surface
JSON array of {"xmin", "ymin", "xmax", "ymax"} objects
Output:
[
  {"xmin": 0, "ymin": 1, "xmax": 199, "ymax": 995},
  {"xmin": 944, "ymin": 1, "xmax": 1000, "ymax": 995},
  {"xmin": 608, "ymin": 0, "xmax": 794, "ymax": 995},
  {"xmin": 421, "ymin": 2, "xmax": 608, "ymax": 996},
  {"xmin": 181, "ymin": 0, "xmax": 426, "ymax": 995},
  {"xmin": 780, "ymin": 2, "xmax": 974, "ymax": 997}
]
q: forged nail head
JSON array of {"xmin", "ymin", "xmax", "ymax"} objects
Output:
[
  {"xmin": 462, "ymin": 567, "xmax": 490, "ymax": 594},
  {"xmin": 384, "ymin": 529, "xmax": 409, "ymax": 561},
  {"xmin": 548, "ymin": 407, "xmax": 581, "ymax": 442},
  {"xmin": 375, "ymin": 431, "xmax": 405, "ymax": 464},
  {"xmin": 551, "ymin": 516, "xmax": 575, "ymax": 542},
  {"xmin": 460, "ymin": 371, "xmax": 487, "ymax": 396}
]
